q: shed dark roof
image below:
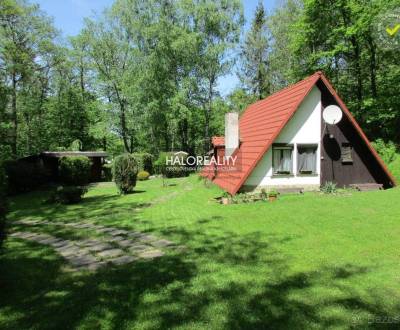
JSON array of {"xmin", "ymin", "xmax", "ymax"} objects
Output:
[{"xmin": 41, "ymin": 151, "xmax": 108, "ymax": 158}]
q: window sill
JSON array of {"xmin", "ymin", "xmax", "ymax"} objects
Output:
[
  {"xmin": 272, "ymin": 173, "xmax": 294, "ymax": 178},
  {"xmin": 297, "ymin": 173, "xmax": 319, "ymax": 177}
]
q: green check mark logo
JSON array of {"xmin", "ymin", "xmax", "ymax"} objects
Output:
[{"xmin": 386, "ymin": 24, "xmax": 400, "ymax": 36}]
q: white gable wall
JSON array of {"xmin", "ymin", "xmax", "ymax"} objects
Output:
[{"xmin": 243, "ymin": 85, "xmax": 322, "ymax": 190}]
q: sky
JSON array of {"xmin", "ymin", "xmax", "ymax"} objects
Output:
[{"xmin": 35, "ymin": 0, "xmax": 277, "ymax": 96}]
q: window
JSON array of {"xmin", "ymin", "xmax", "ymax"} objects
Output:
[
  {"xmin": 273, "ymin": 145, "xmax": 293, "ymax": 175},
  {"xmin": 341, "ymin": 143, "xmax": 353, "ymax": 163},
  {"xmin": 297, "ymin": 145, "xmax": 317, "ymax": 174}
]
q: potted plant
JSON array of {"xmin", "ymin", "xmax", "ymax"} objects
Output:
[
  {"xmin": 268, "ymin": 190, "xmax": 278, "ymax": 202},
  {"xmin": 221, "ymin": 192, "xmax": 231, "ymax": 205}
]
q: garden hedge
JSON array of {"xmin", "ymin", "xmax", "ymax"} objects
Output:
[
  {"xmin": 59, "ymin": 156, "xmax": 91, "ymax": 186},
  {"xmin": 132, "ymin": 153, "xmax": 153, "ymax": 174}
]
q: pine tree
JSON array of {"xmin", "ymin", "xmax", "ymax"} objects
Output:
[{"xmin": 239, "ymin": 1, "xmax": 270, "ymax": 100}]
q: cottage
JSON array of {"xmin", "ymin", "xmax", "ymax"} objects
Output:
[{"xmin": 202, "ymin": 71, "xmax": 396, "ymax": 194}]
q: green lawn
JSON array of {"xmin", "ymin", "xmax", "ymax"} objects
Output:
[{"xmin": 1, "ymin": 175, "xmax": 400, "ymax": 329}]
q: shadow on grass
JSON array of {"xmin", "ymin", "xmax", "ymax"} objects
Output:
[{"xmin": 1, "ymin": 222, "xmax": 399, "ymax": 329}]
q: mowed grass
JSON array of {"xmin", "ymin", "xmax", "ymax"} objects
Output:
[{"xmin": 1, "ymin": 175, "xmax": 400, "ymax": 329}]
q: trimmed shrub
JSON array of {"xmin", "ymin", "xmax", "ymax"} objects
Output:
[
  {"xmin": 372, "ymin": 139, "xmax": 397, "ymax": 164},
  {"xmin": 59, "ymin": 156, "xmax": 91, "ymax": 186},
  {"xmin": 0, "ymin": 161, "xmax": 7, "ymax": 249},
  {"xmin": 5, "ymin": 160, "xmax": 48, "ymax": 194},
  {"xmin": 154, "ymin": 152, "xmax": 189, "ymax": 178},
  {"xmin": 113, "ymin": 154, "xmax": 138, "ymax": 194},
  {"xmin": 102, "ymin": 163, "xmax": 113, "ymax": 181},
  {"xmin": 137, "ymin": 170, "xmax": 150, "ymax": 181},
  {"xmin": 49, "ymin": 186, "xmax": 88, "ymax": 204},
  {"xmin": 132, "ymin": 153, "xmax": 153, "ymax": 174}
]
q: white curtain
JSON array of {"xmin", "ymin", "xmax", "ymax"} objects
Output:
[{"xmin": 274, "ymin": 148, "xmax": 292, "ymax": 173}]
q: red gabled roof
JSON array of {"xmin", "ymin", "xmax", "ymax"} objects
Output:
[
  {"xmin": 202, "ymin": 71, "xmax": 396, "ymax": 194},
  {"xmin": 212, "ymin": 136, "xmax": 225, "ymax": 147}
]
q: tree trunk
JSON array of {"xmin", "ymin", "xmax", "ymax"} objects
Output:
[
  {"xmin": 366, "ymin": 33, "xmax": 377, "ymax": 98},
  {"xmin": 203, "ymin": 75, "xmax": 214, "ymax": 153},
  {"xmin": 11, "ymin": 71, "xmax": 17, "ymax": 157}
]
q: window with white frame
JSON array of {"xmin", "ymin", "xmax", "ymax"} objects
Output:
[
  {"xmin": 272, "ymin": 145, "xmax": 293, "ymax": 175},
  {"xmin": 297, "ymin": 145, "xmax": 317, "ymax": 174}
]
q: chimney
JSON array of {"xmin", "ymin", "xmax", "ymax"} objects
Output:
[{"xmin": 225, "ymin": 112, "xmax": 239, "ymax": 157}]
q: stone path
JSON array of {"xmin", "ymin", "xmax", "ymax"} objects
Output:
[{"xmin": 10, "ymin": 219, "xmax": 181, "ymax": 272}]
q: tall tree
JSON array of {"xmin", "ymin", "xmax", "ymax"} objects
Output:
[{"xmin": 239, "ymin": 1, "xmax": 270, "ymax": 100}]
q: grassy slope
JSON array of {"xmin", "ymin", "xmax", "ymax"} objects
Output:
[{"xmin": 1, "ymin": 176, "xmax": 400, "ymax": 329}]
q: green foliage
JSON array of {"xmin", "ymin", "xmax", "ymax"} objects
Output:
[
  {"xmin": 59, "ymin": 156, "xmax": 91, "ymax": 186},
  {"xmin": 155, "ymin": 152, "xmax": 189, "ymax": 178},
  {"xmin": 239, "ymin": 1, "xmax": 270, "ymax": 99},
  {"xmin": 372, "ymin": 139, "xmax": 397, "ymax": 164},
  {"xmin": 132, "ymin": 153, "xmax": 153, "ymax": 174},
  {"xmin": 49, "ymin": 186, "xmax": 88, "ymax": 204},
  {"xmin": 102, "ymin": 163, "xmax": 113, "ymax": 182},
  {"xmin": 321, "ymin": 181, "xmax": 338, "ymax": 194},
  {"xmin": 388, "ymin": 154, "xmax": 400, "ymax": 183},
  {"xmin": 112, "ymin": 154, "xmax": 138, "ymax": 194},
  {"xmin": 5, "ymin": 160, "xmax": 48, "ymax": 194},
  {"xmin": 137, "ymin": 171, "xmax": 150, "ymax": 181}
]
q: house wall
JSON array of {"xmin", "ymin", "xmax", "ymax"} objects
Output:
[
  {"xmin": 318, "ymin": 81, "xmax": 394, "ymax": 188},
  {"xmin": 242, "ymin": 86, "xmax": 322, "ymax": 191}
]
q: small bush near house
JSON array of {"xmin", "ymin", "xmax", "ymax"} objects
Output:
[
  {"xmin": 372, "ymin": 139, "xmax": 397, "ymax": 164},
  {"xmin": 59, "ymin": 156, "xmax": 91, "ymax": 186},
  {"xmin": 154, "ymin": 152, "xmax": 189, "ymax": 178},
  {"xmin": 102, "ymin": 163, "xmax": 113, "ymax": 181},
  {"xmin": 5, "ymin": 160, "xmax": 48, "ymax": 194},
  {"xmin": 113, "ymin": 154, "xmax": 138, "ymax": 194},
  {"xmin": 137, "ymin": 170, "xmax": 150, "ymax": 181},
  {"xmin": 321, "ymin": 181, "xmax": 337, "ymax": 194},
  {"xmin": 132, "ymin": 153, "xmax": 153, "ymax": 174},
  {"xmin": 48, "ymin": 186, "xmax": 88, "ymax": 204},
  {"xmin": 0, "ymin": 161, "xmax": 7, "ymax": 249}
]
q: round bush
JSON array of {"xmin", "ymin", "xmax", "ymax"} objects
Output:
[
  {"xmin": 50, "ymin": 186, "xmax": 88, "ymax": 204},
  {"xmin": 59, "ymin": 156, "xmax": 91, "ymax": 186},
  {"xmin": 137, "ymin": 170, "xmax": 150, "ymax": 181},
  {"xmin": 132, "ymin": 153, "xmax": 154, "ymax": 174},
  {"xmin": 112, "ymin": 154, "xmax": 138, "ymax": 194}
]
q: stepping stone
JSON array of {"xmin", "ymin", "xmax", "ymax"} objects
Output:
[
  {"xmin": 68, "ymin": 254, "xmax": 98, "ymax": 267},
  {"xmin": 73, "ymin": 223, "xmax": 92, "ymax": 229},
  {"xmin": 109, "ymin": 255, "xmax": 137, "ymax": 265},
  {"xmin": 150, "ymin": 239, "xmax": 174, "ymax": 248},
  {"xmin": 117, "ymin": 240, "xmax": 134, "ymax": 248},
  {"xmin": 138, "ymin": 234, "xmax": 158, "ymax": 243},
  {"xmin": 9, "ymin": 232, "xmax": 37, "ymax": 239},
  {"xmin": 87, "ymin": 243, "xmax": 112, "ymax": 252},
  {"xmin": 138, "ymin": 249, "xmax": 164, "ymax": 259},
  {"xmin": 108, "ymin": 236, "xmax": 125, "ymax": 243},
  {"xmin": 128, "ymin": 232, "xmax": 146, "ymax": 239},
  {"xmin": 34, "ymin": 235, "xmax": 53, "ymax": 243},
  {"xmin": 79, "ymin": 261, "xmax": 107, "ymax": 272},
  {"xmin": 109, "ymin": 230, "xmax": 128, "ymax": 236},
  {"xmin": 129, "ymin": 244, "xmax": 151, "ymax": 253},
  {"xmin": 51, "ymin": 240, "xmax": 71, "ymax": 248},
  {"xmin": 39, "ymin": 237, "xmax": 64, "ymax": 245},
  {"xmin": 97, "ymin": 248, "xmax": 124, "ymax": 259},
  {"xmin": 96, "ymin": 228, "xmax": 115, "ymax": 233},
  {"xmin": 57, "ymin": 245, "xmax": 81, "ymax": 257},
  {"xmin": 79, "ymin": 239, "xmax": 102, "ymax": 247}
]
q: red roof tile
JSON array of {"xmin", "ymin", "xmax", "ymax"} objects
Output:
[{"xmin": 201, "ymin": 71, "xmax": 396, "ymax": 194}]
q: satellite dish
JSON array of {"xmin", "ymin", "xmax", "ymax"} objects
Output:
[{"xmin": 323, "ymin": 105, "xmax": 343, "ymax": 125}]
